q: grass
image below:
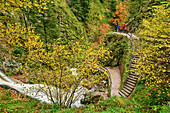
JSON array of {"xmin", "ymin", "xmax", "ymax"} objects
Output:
[{"xmin": 0, "ymin": 86, "xmax": 53, "ymax": 113}]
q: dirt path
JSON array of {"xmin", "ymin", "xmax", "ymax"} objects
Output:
[
  {"xmin": 105, "ymin": 66, "xmax": 121, "ymax": 96},
  {"xmin": 111, "ymin": 32, "xmax": 139, "ymax": 39}
]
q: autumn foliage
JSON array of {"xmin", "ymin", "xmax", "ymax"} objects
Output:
[
  {"xmin": 109, "ymin": 2, "xmax": 129, "ymax": 25},
  {"xmin": 97, "ymin": 23, "xmax": 111, "ymax": 42}
]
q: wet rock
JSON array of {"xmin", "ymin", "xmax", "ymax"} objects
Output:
[{"xmin": 81, "ymin": 94, "xmax": 101, "ymax": 104}]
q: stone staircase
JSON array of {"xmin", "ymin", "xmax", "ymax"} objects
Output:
[{"xmin": 118, "ymin": 39, "xmax": 139, "ymax": 97}]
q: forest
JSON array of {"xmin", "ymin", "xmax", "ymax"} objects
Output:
[{"xmin": 0, "ymin": 0, "xmax": 169, "ymax": 112}]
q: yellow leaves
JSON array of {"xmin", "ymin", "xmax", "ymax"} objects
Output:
[
  {"xmin": 112, "ymin": 2, "xmax": 129, "ymax": 24},
  {"xmin": 60, "ymin": 1, "xmax": 67, "ymax": 8},
  {"xmin": 112, "ymin": 13, "xmax": 116, "ymax": 18},
  {"xmin": 39, "ymin": 59, "xmax": 43, "ymax": 62},
  {"xmin": 42, "ymin": 7, "xmax": 48, "ymax": 10},
  {"xmin": 160, "ymin": 35, "xmax": 168, "ymax": 38},
  {"xmin": 42, "ymin": 3, "xmax": 46, "ymax": 6},
  {"xmin": 140, "ymin": 3, "xmax": 170, "ymax": 40},
  {"xmin": 34, "ymin": 3, "xmax": 39, "ymax": 7},
  {"xmin": 28, "ymin": 3, "xmax": 32, "ymax": 8},
  {"xmin": 5, "ymin": 2, "xmax": 10, "ymax": 6},
  {"xmin": 81, "ymin": 36, "xmax": 84, "ymax": 39},
  {"xmin": 116, "ymin": 96, "xmax": 125, "ymax": 105},
  {"xmin": 99, "ymin": 14, "xmax": 103, "ymax": 20},
  {"xmin": 38, "ymin": 9, "xmax": 42, "ymax": 13}
]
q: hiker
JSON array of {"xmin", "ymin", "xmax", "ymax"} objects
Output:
[
  {"xmin": 115, "ymin": 21, "xmax": 118, "ymax": 31},
  {"xmin": 122, "ymin": 24, "xmax": 125, "ymax": 32},
  {"xmin": 118, "ymin": 25, "xmax": 120, "ymax": 31},
  {"xmin": 115, "ymin": 24, "xmax": 117, "ymax": 31}
]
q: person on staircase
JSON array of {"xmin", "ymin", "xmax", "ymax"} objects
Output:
[
  {"xmin": 122, "ymin": 24, "xmax": 125, "ymax": 32},
  {"xmin": 115, "ymin": 23, "xmax": 118, "ymax": 31},
  {"xmin": 118, "ymin": 25, "xmax": 120, "ymax": 32},
  {"xmin": 115, "ymin": 21, "xmax": 118, "ymax": 32}
]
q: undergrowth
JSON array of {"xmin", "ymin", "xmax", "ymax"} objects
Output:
[
  {"xmin": 1, "ymin": 80, "xmax": 169, "ymax": 113},
  {"xmin": 0, "ymin": 87, "xmax": 53, "ymax": 113}
]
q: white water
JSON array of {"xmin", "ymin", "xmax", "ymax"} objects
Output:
[{"xmin": 0, "ymin": 70, "xmax": 89, "ymax": 107}]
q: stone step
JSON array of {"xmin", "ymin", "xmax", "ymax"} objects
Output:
[
  {"xmin": 131, "ymin": 61, "xmax": 137, "ymax": 64},
  {"xmin": 127, "ymin": 79, "xmax": 137, "ymax": 84},
  {"xmin": 129, "ymin": 72, "xmax": 138, "ymax": 76},
  {"xmin": 132, "ymin": 56, "xmax": 139, "ymax": 60},
  {"xmin": 129, "ymin": 69, "xmax": 138, "ymax": 72},
  {"xmin": 122, "ymin": 87, "xmax": 131, "ymax": 94},
  {"xmin": 120, "ymin": 89, "xmax": 129, "ymax": 96},
  {"xmin": 128, "ymin": 78, "xmax": 137, "ymax": 82},
  {"xmin": 130, "ymin": 65, "xmax": 137, "ymax": 68},
  {"xmin": 124, "ymin": 84, "xmax": 135, "ymax": 90},
  {"xmin": 118, "ymin": 91, "xmax": 126, "ymax": 97},
  {"xmin": 132, "ymin": 55, "xmax": 139, "ymax": 58},
  {"xmin": 121, "ymin": 90, "xmax": 130, "ymax": 97},
  {"xmin": 131, "ymin": 65, "xmax": 138, "ymax": 69},
  {"xmin": 124, "ymin": 87, "xmax": 133, "ymax": 93},
  {"xmin": 128, "ymin": 77, "xmax": 138, "ymax": 82},
  {"xmin": 125, "ymin": 81, "xmax": 136, "ymax": 86},
  {"xmin": 129, "ymin": 70, "xmax": 138, "ymax": 74},
  {"xmin": 128, "ymin": 77, "xmax": 137, "ymax": 81},
  {"xmin": 131, "ymin": 60, "xmax": 138, "ymax": 64},
  {"xmin": 130, "ymin": 67, "xmax": 136, "ymax": 70},
  {"xmin": 129, "ymin": 72, "xmax": 138, "ymax": 78},
  {"xmin": 131, "ymin": 63, "xmax": 138, "ymax": 66},
  {"xmin": 124, "ymin": 83, "xmax": 134, "ymax": 89},
  {"xmin": 132, "ymin": 56, "xmax": 139, "ymax": 59},
  {"xmin": 132, "ymin": 50, "xmax": 139, "ymax": 54},
  {"xmin": 128, "ymin": 75, "xmax": 138, "ymax": 80}
]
